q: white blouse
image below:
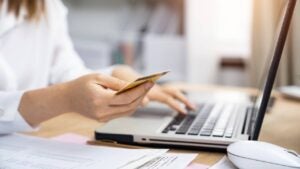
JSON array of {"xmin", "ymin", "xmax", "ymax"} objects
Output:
[{"xmin": 0, "ymin": 0, "xmax": 112, "ymax": 134}]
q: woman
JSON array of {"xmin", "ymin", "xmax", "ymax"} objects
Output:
[{"xmin": 0, "ymin": 0, "xmax": 194, "ymax": 134}]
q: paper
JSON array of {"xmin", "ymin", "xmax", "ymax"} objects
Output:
[
  {"xmin": 120, "ymin": 151, "xmax": 170, "ymax": 169},
  {"xmin": 209, "ymin": 156, "xmax": 237, "ymax": 169},
  {"xmin": 116, "ymin": 71, "xmax": 169, "ymax": 95},
  {"xmin": 0, "ymin": 134, "xmax": 167, "ymax": 169},
  {"xmin": 185, "ymin": 163, "xmax": 209, "ymax": 169},
  {"xmin": 51, "ymin": 133, "xmax": 89, "ymax": 145},
  {"xmin": 50, "ymin": 134, "xmax": 197, "ymax": 169},
  {"xmin": 134, "ymin": 153, "xmax": 197, "ymax": 169}
]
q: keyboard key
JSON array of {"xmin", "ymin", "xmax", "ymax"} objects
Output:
[
  {"xmin": 169, "ymin": 126, "xmax": 177, "ymax": 131},
  {"xmin": 173, "ymin": 114, "xmax": 185, "ymax": 125},
  {"xmin": 162, "ymin": 127, "xmax": 170, "ymax": 133},
  {"xmin": 162, "ymin": 114, "xmax": 186, "ymax": 133},
  {"xmin": 224, "ymin": 107, "xmax": 239, "ymax": 138},
  {"xmin": 199, "ymin": 130, "xmax": 211, "ymax": 136}
]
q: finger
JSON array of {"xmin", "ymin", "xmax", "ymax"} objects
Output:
[
  {"xmin": 111, "ymin": 92, "xmax": 146, "ymax": 112},
  {"xmin": 170, "ymin": 90, "xmax": 196, "ymax": 110},
  {"xmin": 162, "ymin": 95, "xmax": 187, "ymax": 114},
  {"xmin": 142, "ymin": 97, "xmax": 150, "ymax": 107},
  {"xmin": 110, "ymin": 82, "xmax": 153, "ymax": 105},
  {"xmin": 109, "ymin": 94, "xmax": 144, "ymax": 107},
  {"xmin": 102, "ymin": 92, "xmax": 146, "ymax": 117},
  {"xmin": 95, "ymin": 74, "xmax": 128, "ymax": 91}
]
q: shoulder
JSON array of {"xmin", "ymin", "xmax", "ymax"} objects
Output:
[
  {"xmin": 0, "ymin": 0, "xmax": 23, "ymax": 37},
  {"xmin": 45, "ymin": 0, "xmax": 69, "ymax": 30},
  {"xmin": 46, "ymin": 0, "xmax": 68, "ymax": 19}
]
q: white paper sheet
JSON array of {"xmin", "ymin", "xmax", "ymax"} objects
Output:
[
  {"xmin": 0, "ymin": 134, "xmax": 167, "ymax": 169},
  {"xmin": 134, "ymin": 153, "xmax": 197, "ymax": 169},
  {"xmin": 209, "ymin": 156, "xmax": 237, "ymax": 169}
]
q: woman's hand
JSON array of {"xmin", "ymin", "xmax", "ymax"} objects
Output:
[
  {"xmin": 19, "ymin": 73, "xmax": 154, "ymax": 127},
  {"xmin": 65, "ymin": 74, "xmax": 154, "ymax": 122},
  {"xmin": 111, "ymin": 65, "xmax": 195, "ymax": 114},
  {"xmin": 143, "ymin": 84, "xmax": 196, "ymax": 114}
]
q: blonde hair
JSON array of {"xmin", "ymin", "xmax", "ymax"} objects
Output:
[{"xmin": 0, "ymin": 0, "xmax": 45, "ymax": 21}]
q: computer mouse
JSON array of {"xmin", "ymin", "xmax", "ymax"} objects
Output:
[{"xmin": 227, "ymin": 141, "xmax": 300, "ymax": 169}]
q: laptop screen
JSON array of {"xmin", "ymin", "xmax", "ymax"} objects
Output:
[{"xmin": 250, "ymin": 0, "xmax": 297, "ymax": 140}]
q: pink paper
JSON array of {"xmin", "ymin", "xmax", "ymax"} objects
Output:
[
  {"xmin": 51, "ymin": 133, "xmax": 90, "ymax": 145},
  {"xmin": 185, "ymin": 163, "xmax": 209, "ymax": 169}
]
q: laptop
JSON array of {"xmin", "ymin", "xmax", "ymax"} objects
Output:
[{"xmin": 95, "ymin": 0, "xmax": 297, "ymax": 150}]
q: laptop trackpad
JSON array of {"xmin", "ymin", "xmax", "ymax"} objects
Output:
[
  {"xmin": 96, "ymin": 104, "xmax": 176, "ymax": 135},
  {"xmin": 133, "ymin": 104, "xmax": 175, "ymax": 118}
]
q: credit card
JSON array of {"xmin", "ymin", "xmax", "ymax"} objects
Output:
[{"xmin": 115, "ymin": 71, "xmax": 169, "ymax": 95}]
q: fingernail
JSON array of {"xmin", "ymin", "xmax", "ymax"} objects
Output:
[{"xmin": 145, "ymin": 82, "xmax": 154, "ymax": 90}]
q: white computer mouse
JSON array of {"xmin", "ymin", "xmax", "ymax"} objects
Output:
[{"xmin": 227, "ymin": 141, "xmax": 300, "ymax": 169}]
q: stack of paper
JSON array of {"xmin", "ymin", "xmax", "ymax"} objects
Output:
[
  {"xmin": 133, "ymin": 153, "xmax": 197, "ymax": 169},
  {"xmin": 0, "ymin": 134, "xmax": 196, "ymax": 169}
]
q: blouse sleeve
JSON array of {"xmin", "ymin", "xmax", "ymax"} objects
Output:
[{"xmin": 0, "ymin": 56, "xmax": 36, "ymax": 134}]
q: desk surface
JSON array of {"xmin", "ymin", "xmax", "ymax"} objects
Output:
[{"xmin": 26, "ymin": 84, "xmax": 300, "ymax": 165}]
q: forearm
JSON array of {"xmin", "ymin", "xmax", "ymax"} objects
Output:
[{"xmin": 18, "ymin": 83, "xmax": 70, "ymax": 127}]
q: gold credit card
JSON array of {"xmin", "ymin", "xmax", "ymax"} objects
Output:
[{"xmin": 115, "ymin": 71, "xmax": 169, "ymax": 95}]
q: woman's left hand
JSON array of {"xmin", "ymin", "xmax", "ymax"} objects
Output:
[{"xmin": 142, "ymin": 84, "xmax": 196, "ymax": 114}]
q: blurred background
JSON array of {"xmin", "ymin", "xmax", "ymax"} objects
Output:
[{"xmin": 62, "ymin": 0, "xmax": 300, "ymax": 88}]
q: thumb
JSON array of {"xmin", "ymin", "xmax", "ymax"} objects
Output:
[
  {"xmin": 142, "ymin": 97, "xmax": 150, "ymax": 107},
  {"xmin": 95, "ymin": 74, "xmax": 127, "ymax": 91}
]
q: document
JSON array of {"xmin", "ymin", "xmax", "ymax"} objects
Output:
[
  {"xmin": 51, "ymin": 133, "xmax": 89, "ymax": 145},
  {"xmin": 49, "ymin": 133, "xmax": 198, "ymax": 169},
  {"xmin": 134, "ymin": 153, "xmax": 197, "ymax": 169},
  {"xmin": 0, "ymin": 134, "xmax": 167, "ymax": 169},
  {"xmin": 185, "ymin": 163, "xmax": 209, "ymax": 169}
]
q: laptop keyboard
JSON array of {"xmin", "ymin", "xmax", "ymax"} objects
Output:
[{"xmin": 162, "ymin": 103, "xmax": 240, "ymax": 138}]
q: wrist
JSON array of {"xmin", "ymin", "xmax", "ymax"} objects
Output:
[
  {"xmin": 59, "ymin": 81, "xmax": 74, "ymax": 113},
  {"xmin": 18, "ymin": 84, "xmax": 70, "ymax": 127}
]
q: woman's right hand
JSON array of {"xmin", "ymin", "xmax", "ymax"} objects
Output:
[
  {"xmin": 19, "ymin": 73, "xmax": 154, "ymax": 127},
  {"xmin": 64, "ymin": 74, "xmax": 154, "ymax": 122}
]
